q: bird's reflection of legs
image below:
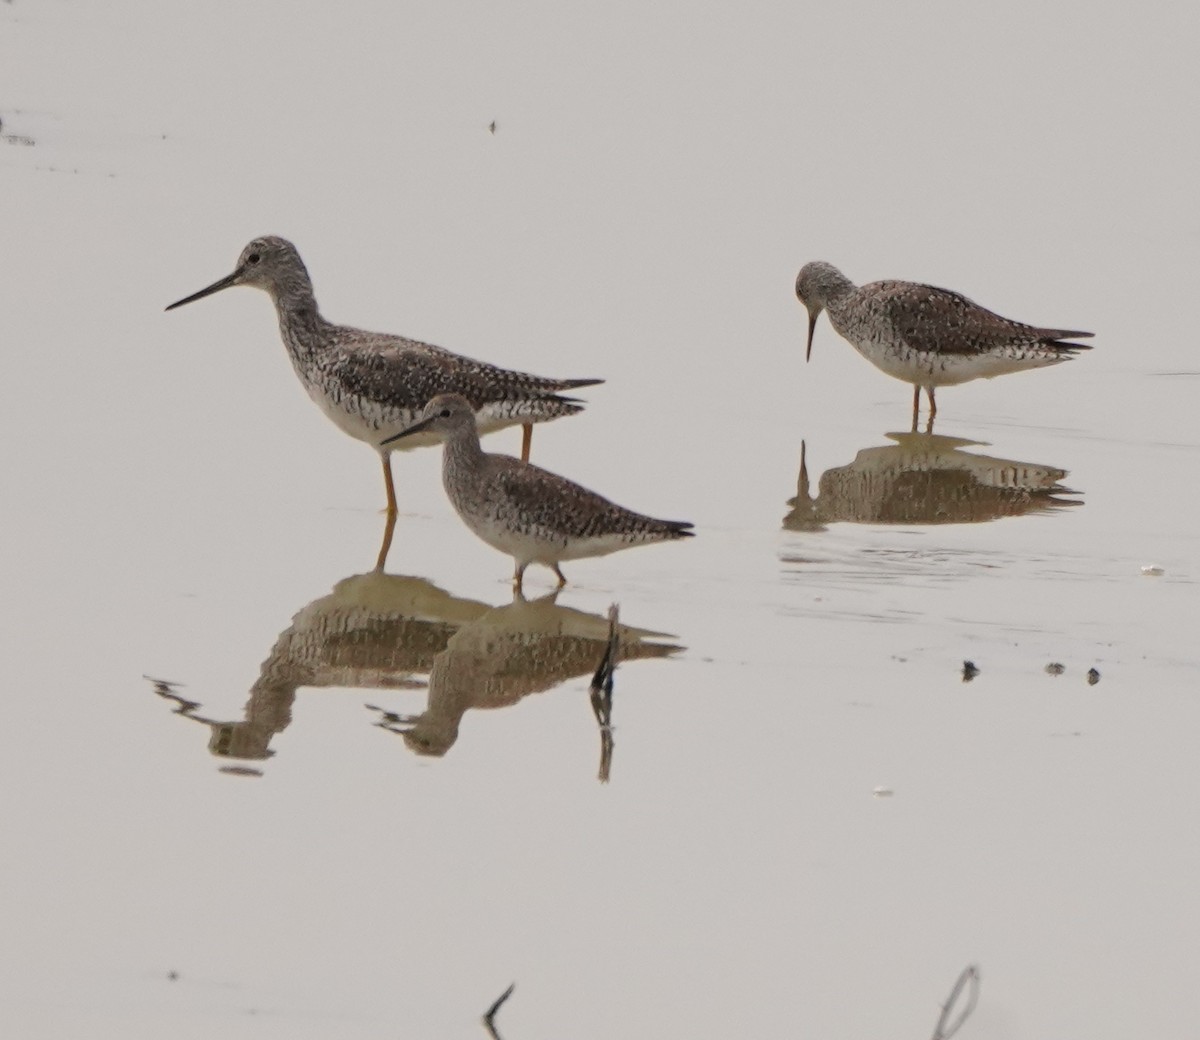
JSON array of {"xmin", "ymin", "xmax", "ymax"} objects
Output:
[{"xmin": 374, "ymin": 509, "xmax": 398, "ymax": 572}]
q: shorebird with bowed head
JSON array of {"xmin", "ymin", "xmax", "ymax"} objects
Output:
[
  {"xmin": 166, "ymin": 236, "xmax": 601, "ymax": 514},
  {"xmin": 383, "ymin": 394, "xmax": 693, "ymax": 590},
  {"xmin": 795, "ymin": 261, "xmax": 1092, "ymax": 425}
]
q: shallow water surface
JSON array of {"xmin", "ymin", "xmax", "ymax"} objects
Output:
[{"xmin": 3, "ymin": 3, "xmax": 1200, "ymax": 1038}]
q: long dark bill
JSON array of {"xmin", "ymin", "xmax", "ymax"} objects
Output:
[
  {"xmin": 165, "ymin": 268, "xmax": 245, "ymax": 311},
  {"xmin": 380, "ymin": 415, "xmax": 436, "ymax": 447},
  {"xmin": 801, "ymin": 311, "xmax": 820, "ymax": 364}
]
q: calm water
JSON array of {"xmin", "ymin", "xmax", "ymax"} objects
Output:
[{"xmin": 3, "ymin": 2, "xmax": 1199, "ymax": 1038}]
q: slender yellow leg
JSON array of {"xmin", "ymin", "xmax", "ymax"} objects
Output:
[
  {"xmin": 520, "ymin": 423, "xmax": 533, "ymax": 463},
  {"xmin": 374, "ymin": 510, "xmax": 397, "ymax": 572},
  {"xmin": 382, "ymin": 452, "xmax": 398, "ymax": 516}
]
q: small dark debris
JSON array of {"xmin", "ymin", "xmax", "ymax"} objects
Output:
[
  {"xmin": 1045, "ymin": 662, "xmax": 1065, "ymax": 677},
  {"xmin": 961, "ymin": 660, "xmax": 980, "ymax": 682},
  {"xmin": 218, "ymin": 765, "xmax": 263, "ymax": 778},
  {"xmin": 488, "ymin": 121, "xmax": 497, "ymax": 135},
  {"xmin": 167, "ymin": 970, "xmax": 179, "ymax": 982},
  {"xmin": 1087, "ymin": 667, "xmax": 1101, "ymax": 686}
]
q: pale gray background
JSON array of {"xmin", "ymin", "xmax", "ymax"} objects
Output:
[{"xmin": 2, "ymin": 1, "xmax": 1198, "ymax": 1037}]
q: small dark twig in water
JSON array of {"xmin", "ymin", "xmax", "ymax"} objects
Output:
[
  {"xmin": 589, "ymin": 604, "xmax": 620, "ymax": 782},
  {"xmin": 483, "ymin": 982, "xmax": 515, "ymax": 1040},
  {"xmin": 931, "ymin": 964, "xmax": 980, "ymax": 1040},
  {"xmin": 961, "ymin": 660, "xmax": 980, "ymax": 683},
  {"xmin": 1087, "ymin": 667, "xmax": 1101, "ymax": 686}
]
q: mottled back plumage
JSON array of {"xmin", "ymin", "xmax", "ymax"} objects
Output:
[{"xmin": 856, "ymin": 280, "xmax": 1092, "ymax": 358}]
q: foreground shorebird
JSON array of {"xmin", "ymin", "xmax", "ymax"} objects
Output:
[
  {"xmin": 166, "ymin": 236, "xmax": 601, "ymax": 513},
  {"xmin": 383, "ymin": 394, "xmax": 693, "ymax": 589},
  {"xmin": 795, "ymin": 261, "xmax": 1092, "ymax": 423}
]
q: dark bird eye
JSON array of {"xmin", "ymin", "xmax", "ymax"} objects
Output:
[
  {"xmin": 439, "ymin": 408, "xmax": 451, "ymax": 418},
  {"xmin": 247, "ymin": 252, "xmax": 261, "ymax": 265}
]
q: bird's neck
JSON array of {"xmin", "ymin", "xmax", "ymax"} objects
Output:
[
  {"xmin": 425, "ymin": 650, "xmax": 477, "ymax": 723},
  {"xmin": 441, "ymin": 423, "xmax": 487, "ymax": 481},
  {"xmin": 819, "ymin": 271, "xmax": 856, "ymax": 309},
  {"xmin": 269, "ymin": 277, "xmax": 327, "ymax": 358}
]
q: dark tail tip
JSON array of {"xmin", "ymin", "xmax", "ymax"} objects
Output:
[
  {"xmin": 1042, "ymin": 329, "xmax": 1094, "ymax": 351},
  {"xmin": 554, "ymin": 398, "xmax": 586, "ymax": 416},
  {"xmin": 1049, "ymin": 339, "xmax": 1094, "ymax": 354}
]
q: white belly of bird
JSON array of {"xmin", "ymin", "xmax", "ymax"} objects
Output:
[
  {"xmin": 935, "ymin": 350, "xmax": 1065, "ymax": 384},
  {"xmin": 301, "ymin": 377, "xmax": 522, "ymax": 451},
  {"xmin": 855, "ymin": 341, "xmax": 1064, "ymax": 387},
  {"xmin": 463, "ymin": 513, "xmax": 635, "ymax": 566}
]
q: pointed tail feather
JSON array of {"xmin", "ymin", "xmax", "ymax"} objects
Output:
[
  {"xmin": 1037, "ymin": 328, "xmax": 1093, "ymax": 348},
  {"xmin": 661, "ymin": 520, "xmax": 695, "ymax": 538}
]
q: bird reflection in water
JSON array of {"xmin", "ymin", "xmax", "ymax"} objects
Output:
[
  {"xmin": 149, "ymin": 572, "xmax": 488, "ymax": 766},
  {"xmin": 369, "ymin": 593, "xmax": 676, "ymax": 781},
  {"xmin": 151, "ymin": 567, "xmax": 678, "ymax": 778},
  {"xmin": 784, "ymin": 432, "xmax": 1081, "ymax": 531}
]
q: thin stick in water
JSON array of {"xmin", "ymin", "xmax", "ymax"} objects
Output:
[
  {"xmin": 931, "ymin": 964, "xmax": 981, "ymax": 1040},
  {"xmin": 589, "ymin": 604, "xmax": 620, "ymax": 782},
  {"xmin": 483, "ymin": 982, "xmax": 516, "ymax": 1040}
]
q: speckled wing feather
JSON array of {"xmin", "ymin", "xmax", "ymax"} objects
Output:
[
  {"xmin": 870, "ymin": 281, "xmax": 1093, "ymax": 357},
  {"xmin": 490, "ymin": 458, "xmax": 694, "ymax": 541},
  {"xmin": 328, "ymin": 326, "xmax": 602, "ymax": 408}
]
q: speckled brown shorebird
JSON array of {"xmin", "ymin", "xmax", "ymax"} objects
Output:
[
  {"xmin": 795, "ymin": 261, "xmax": 1092, "ymax": 422},
  {"xmin": 383, "ymin": 394, "xmax": 693, "ymax": 589},
  {"xmin": 166, "ymin": 236, "xmax": 601, "ymax": 514}
]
